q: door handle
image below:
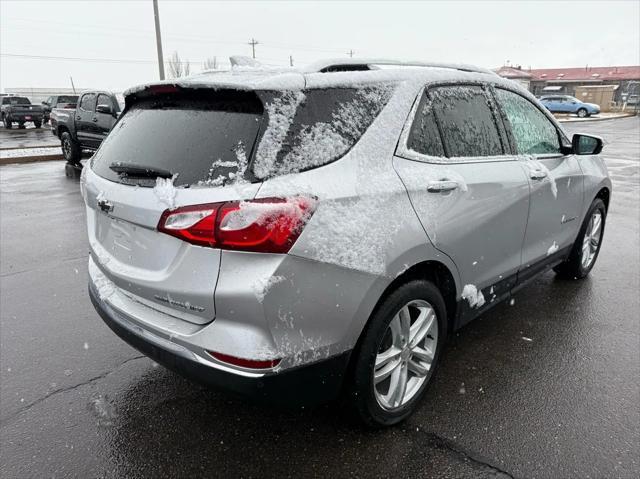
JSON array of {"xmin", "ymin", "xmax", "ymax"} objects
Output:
[
  {"xmin": 427, "ymin": 180, "xmax": 459, "ymax": 193},
  {"xmin": 76, "ymin": 116, "xmax": 81, "ymax": 120},
  {"xmin": 530, "ymin": 169, "xmax": 548, "ymax": 180},
  {"xmin": 92, "ymin": 117, "xmax": 98, "ymax": 122}
]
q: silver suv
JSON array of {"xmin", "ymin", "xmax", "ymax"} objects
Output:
[{"xmin": 84, "ymin": 59, "xmax": 611, "ymax": 426}]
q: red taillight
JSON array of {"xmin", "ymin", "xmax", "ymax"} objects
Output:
[
  {"xmin": 157, "ymin": 196, "xmax": 316, "ymax": 254},
  {"xmin": 208, "ymin": 351, "xmax": 281, "ymax": 369},
  {"xmin": 157, "ymin": 203, "xmax": 219, "ymax": 247}
]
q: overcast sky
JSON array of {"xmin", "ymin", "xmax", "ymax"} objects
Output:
[{"xmin": 1, "ymin": 0, "xmax": 639, "ymax": 92}]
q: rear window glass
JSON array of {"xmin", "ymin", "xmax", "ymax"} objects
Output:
[
  {"xmin": 252, "ymin": 85, "xmax": 394, "ymax": 179},
  {"xmin": 57, "ymin": 96, "xmax": 78, "ymax": 104},
  {"xmin": 3, "ymin": 97, "xmax": 30, "ymax": 105},
  {"xmin": 429, "ymin": 86, "xmax": 504, "ymax": 158},
  {"xmin": 91, "ymin": 90, "xmax": 263, "ymax": 187},
  {"xmin": 406, "ymin": 92, "xmax": 445, "ymax": 157}
]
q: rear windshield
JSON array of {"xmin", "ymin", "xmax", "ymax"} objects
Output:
[
  {"xmin": 91, "ymin": 90, "xmax": 263, "ymax": 187},
  {"xmin": 3, "ymin": 97, "xmax": 30, "ymax": 105},
  {"xmin": 91, "ymin": 85, "xmax": 394, "ymax": 187},
  {"xmin": 57, "ymin": 96, "xmax": 78, "ymax": 104}
]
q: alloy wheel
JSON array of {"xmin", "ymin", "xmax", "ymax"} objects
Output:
[
  {"xmin": 581, "ymin": 211, "xmax": 602, "ymax": 269},
  {"xmin": 373, "ymin": 299, "xmax": 438, "ymax": 411}
]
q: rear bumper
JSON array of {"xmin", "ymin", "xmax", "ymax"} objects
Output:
[
  {"xmin": 5, "ymin": 112, "xmax": 43, "ymax": 121},
  {"xmin": 88, "ymin": 283, "xmax": 351, "ymax": 407}
]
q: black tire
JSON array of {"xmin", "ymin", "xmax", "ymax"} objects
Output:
[
  {"xmin": 61, "ymin": 131, "xmax": 81, "ymax": 164},
  {"xmin": 349, "ymin": 280, "xmax": 447, "ymax": 427},
  {"xmin": 577, "ymin": 108, "xmax": 588, "ymax": 118},
  {"xmin": 554, "ymin": 198, "xmax": 606, "ymax": 279},
  {"xmin": 33, "ymin": 120, "xmax": 42, "ymax": 129},
  {"xmin": 3, "ymin": 116, "xmax": 12, "ymax": 129}
]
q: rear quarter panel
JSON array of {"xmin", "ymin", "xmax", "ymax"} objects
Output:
[{"xmin": 248, "ymin": 81, "xmax": 462, "ymax": 360}]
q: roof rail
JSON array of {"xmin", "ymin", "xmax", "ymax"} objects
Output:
[{"xmin": 304, "ymin": 58, "xmax": 496, "ymax": 76}]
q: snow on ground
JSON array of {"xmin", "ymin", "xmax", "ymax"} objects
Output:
[{"xmin": 0, "ymin": 147, "xmax": 61, "ymax": 159}]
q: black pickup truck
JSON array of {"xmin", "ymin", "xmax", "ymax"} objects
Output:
[
  {"xmin": 51, "ymin": 91, "xmax": 123, "ymax": 165},
  {"xmin": 41, "ymin": 95, "xmax": 78, "ymax": 123},
  {"xmin": 1, "ymin": 96, "xmax": 44, "ymax": 129}
]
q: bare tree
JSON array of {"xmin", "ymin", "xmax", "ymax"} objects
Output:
[
  {"xmin": 167, "ymin": 51, "xmax": 191, "ymax": 78},
  {"xmin": 203, "ymin": 56, "xmax": 218, "ymax": 70}
]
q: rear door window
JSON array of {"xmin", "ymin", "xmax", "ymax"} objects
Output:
[
  {"xmin": 91, "ymin": 90, "xmax": 263, "ymax": 187},
  {"xmin": 80, "ymin": 93, "xmax": 96, "ymax": 112},
  {"xmin": 495, "ymin": 88, "xmax": 561, "ymax": 155},
  {"xmin": 429, "ymin": 85, "xmax": 504, "ymax": 158},
  {"xmin": 406, "ymin": 92, "xmax": 445, "ymax": 157}
]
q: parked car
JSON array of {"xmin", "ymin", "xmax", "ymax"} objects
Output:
[
  {"xmin": 84, "ymin": 60, "xmax": 611, "ymax": 426},
  {"xmin": 1, "ymin": 96, "xmax": 44, "ymax": 128},
  {"xmin": 41, "ymin": 95, "xmax": 78, "ymax": 123},
  {"xmin": 539, "ymin": 95, "xmax": 600, "ymax": 117},
  {"xmin": 51, "ymin": 91, "xmax": 123, "ymax": 165}
]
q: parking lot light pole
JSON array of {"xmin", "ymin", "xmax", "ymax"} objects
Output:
[{"xmin": 153, "ymin": 0, "xmax": 165, "ymax": 80}]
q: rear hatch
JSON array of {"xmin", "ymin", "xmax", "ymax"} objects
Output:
[{"xmin": 85, "ymin": 88, "xmax": 264, "ymax": 324}]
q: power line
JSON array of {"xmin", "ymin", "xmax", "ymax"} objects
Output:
[
  {"xmin": 1, "ymin": 53, "xmax": 155, "ymax": 64},
  {"xmin": 2, "ymin": 18, "xmax": 351, "ymax": 55},
  {"xmin": 0, "ymin": 52, "xmax": 300, "ymax": 68}
]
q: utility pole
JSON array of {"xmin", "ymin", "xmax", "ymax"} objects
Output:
[
  {"xmin": 152, "ymin": 0, "xmax": 165, "ymax": 80},
  {"xmin": 69, "ymin": 76, "xmax": 76, "ymax": 94},
  {"xmin": 248, "ymin": 38, "xmax": 259, "ymax": 59},
  {"xmin": 289, "ymin": 55, "xmax": 294, "ymax": 67},
  {"xmin": 347, "ymin": 49, "xmax": 355, "ymax": 58}
]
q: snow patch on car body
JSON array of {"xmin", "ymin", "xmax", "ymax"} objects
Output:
[
  {"xmin": 251, "ymin": 275, "xmax": 286, "ymax": 303},
  {"xmin": 461, "ymin": 284, "xmax": 485, "ymax": 308},
  {"xmin": 153, "ymin": 174, "xmax": 179, "ymax": 209},
  {"xmin": 547, "ymin": 241, "xmax": 559, "ymax": 256}
]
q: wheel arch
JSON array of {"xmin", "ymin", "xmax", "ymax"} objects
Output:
[
  {"xmin": 358, "ymin": 260, "xmax": 458, "ymax": 346},
  {"xmin": 595, "ymin": 186, "xmax": 610, "ymax": 211},
  {"xmin": 342, "ymin": 259, "xmax": 458, "ymax": 395},
  {"xmin": 57, "ymin": 125, "xmax": 70, "ymax": 137}
]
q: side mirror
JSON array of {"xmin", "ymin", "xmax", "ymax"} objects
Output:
[
  {"xmin": 96, "ymin": 104, "xmax": 113, "ymax": 115},
  {"xmin": 572, "ymin": 133, "xmax": 603, "ymax": 155}
]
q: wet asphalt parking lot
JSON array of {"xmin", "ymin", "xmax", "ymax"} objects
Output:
[
  {"xmin": 0, "ymin": 123, "xmax": 59, "ymax": 150},
  {"xmin": 1, "ymin": 116, "xmax": 638, "ymax": 478}
]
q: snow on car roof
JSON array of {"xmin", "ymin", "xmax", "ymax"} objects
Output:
[{"xmin": 123, "ymin": 57, "xmax": 515, "ymax": 99}]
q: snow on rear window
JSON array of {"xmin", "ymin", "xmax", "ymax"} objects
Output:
[{"xmin": 253, "ymin": 85, "xmax": 395, "ymax": 179}]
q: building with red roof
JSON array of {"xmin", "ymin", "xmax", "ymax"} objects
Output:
[{"xmin": 495, "ymin": 65, "xmax": 640, "ymax": 104}]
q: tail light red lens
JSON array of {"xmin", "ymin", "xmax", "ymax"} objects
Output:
[
  {"xmin": 208, "ymin": 351, "xmax": 281, "ymax": 369},
  {"xmin": 157, "ymin": 196, "xmax": 316, "ymax": 254}
]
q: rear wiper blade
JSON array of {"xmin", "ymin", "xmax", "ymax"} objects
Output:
[{"xmin": 109, "ymin": 162, "xmax": 173, "ymax": 179}]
